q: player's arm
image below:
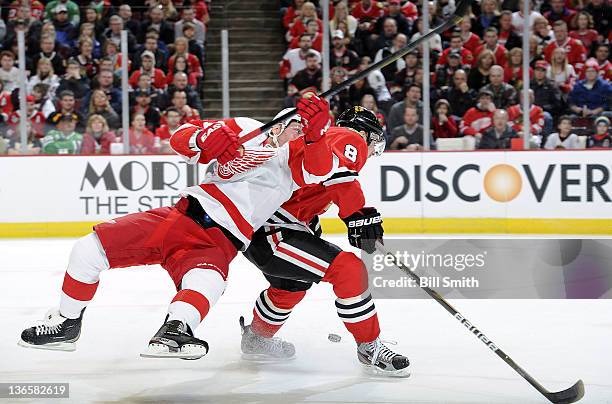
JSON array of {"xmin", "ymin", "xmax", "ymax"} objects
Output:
[{"xmin": 169, "ymin": 121, "xmax": 241, "ymax": 165}]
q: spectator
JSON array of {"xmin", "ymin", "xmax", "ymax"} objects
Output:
[
  {"xmin": 168, "ymin": 90, "xmax": 199, "ymax": 124},
  {"xmin": 136, "ymin": 32, "xmax": 169, "ymax": 71},
  {"xmin": 155, "ymin": 0, "xmax": 179, "ymax": 22},
  {"xmin": 32, "ymin": 34, "xmax": 66, "ymax": 76},
  {"xmin": 394, "ymin": 50, "xmax": 421, "ymax": 93},
  {"xmin": 330, "ymin": 2, "xmax": 358, "ymax": 37},
  {"xmin": 76, "ymin": 23, "xmax": 102, "ymax": 59},
  {"xmin": 498, "ymin": 11, "xmax": 522, "ymax": 51},
  {"xmin": 432, "ymin": 99, "xmax": 458, "ymax": 140},
  {"xmin": 352, "ymin": 0, "xmax": 384, "ymax": 23},
  {"xmin": 533, "ymin": 16, "xmax": 555, "ymax": 49},
  {"xmin": 387, "ymin": 84, "xmax": 423, "ymax": 131},
  {"xmin": 6, "ymin": 122, "xmax": 42, "ymax": 155},
  {"xmin": 436, "ymin": 32, "xmax": 474, "ymax": 69},
  {"xmin": 504, "ymin": 47, "xmax": 533, "ymax": 89},
  {"xmin": 118, "ymin": 5, "xmax": 141, "ymax": 39},
  {"xmin": 31, "ymin": 83, "xmax": 55, "ymax": 119},
  {"xmin": 27, "ymin": 58, "xmax": 60, "ymax": 98},
  {"xmin": 460, "ymin": 89, "xmax": 496, "ymax": 139},
  {"xmin": 0, "ymin": 51, "xmax": 19, "ymax": 93},
  {"xmin": 507, "ymin": 90, "xmax": 545, "ymax": 145},
  {"xmin": 370, "ymin": 17, "xmax": 398, "ymax": 57},
  {"xmin": 544, "ymin": 0, "xmax": 577, "ymax": 27},
  {"xmin": 56, "ymin": 58, "xmax": 90, "ymax": 100},
  {"xmin": 51, "ymin": 4, "xmax": 76, "ymax": 47},
  {"xmin": 42, "ymin": 113, "xmax": 82, "ymax": 154},
  {"xmin": 74, "ymin": 37, "xmax": 98, "ymax": 80},
  {"xmin": 400, "ymin": 0, "xmax": 418, "ymax": 22},
  {"xmin": 458, "ymin": 19, "xmax": 482, "ymax": 55},
  {"xmin": 127, "ymin": 113, "xmax": 158, "ymax": 154},
  {"xmin": 131, "ymin": 89, "xmax": 161, "ymax": 133},
  {"xmin": 283, "ymin": 0, "xmax": 305, "ymax": 29},
  {"xmin": 168, "ymin": 37, "xmax": 203, "ymax": 84},
  {"xmin": 468, "ymin": 49, "xmax": 496, "ymax": 90},
  {"xmin": 569, "ymin": 11, "xmax": 598, "ymax": 51},
  {"xmin": 104, "ymin": 15, "xmax": 137, "ymax": 55},
  {"xmin": 289, "ymin": 51, "xmax": 322, "ymax": 93},
  {"xmin": 166, "ymin": 55, "xmax": 198, "ymax": 88},
  {"xmin": 48, "ymin": 90, "xmax": 85, "ymax": 132},
  {"xmin": 141, "ymin": 6, "xmax": 175, "ymax": 45},
  {"xmin": 133, "ymin": 73, "xmax": 163, "ymax": 108},
  {"xmin": 587, "ymin": 116, "xmax": 611, "ymax": 148},
  {"xmin": 568, "ymin": 59, "xmax": 612, "ymax": 118},
  {"xmin": 531, "ymin": 60, "xmax": 563, "ymax": 132},
  {"xmin": 329, "ymin": 67, "xmax": 352, "ymax": 115},
  {"xmin": 435, "ymin": 50, "xmax": 462, "ymax": 89},
  {"xmin": 0, "ymin": 81, "xmax": 12, "ymax": 123},
  {"xmin": 584, "ymin": 0, "xmax": 610, "ymax": 42},
  {"xmin": 388, "ymin": 106, "xmax": 424, "ymax": 151},
  {"xmin": 544, "ymin": 115, "xmax": 580, "ymax": 149},
  {"xmin": 7, "ymin": 95, "xmax": 46, "ymax": 138},
  {"xmin": 129, "ymin": 51, "xmax": 167, "ymax": 90},
  {"xmin": 512, "ymin": 0, "xmax": 543, "ymax": 32},
  {"xmin": 544, "ymin": 21, "xmax": 587, "ymax": 71},
  {"xmin": 547, "ymin": 47, "xmax": 577, "ymax": 94},
  {"xmin": 82, "ymin": 70, "xmax": 122, "ymax": 115},
  {"xmin": 82, "ymin": 7, "xmax": 104, "ymax": 39},
  {"xmin": 87, "ymin": 89, "xmax": 120, "ymax": 130},
  {"xmin": 155, "ymin": 107, "xmax": 182, "ymax": 140},
  {"xmin": 376, "ymin": 0, "xmax": 411, "ymax": 36},
  {"xmin": 482, "ymin": 65, "xmax": 518, "ymax": 109},
  {"xmin": 163, "ymin": 72, "xmax": 203, "ymax": 115},
  {"xmin": 409, "ymin": 17, "xmax": 442, "ymax": 55},
  {"xmin": 374, "ymin": 33, "xmax": 407, "ymax": 81},
  {"xmin": 175, "ymin": 6, "xmax": 206, "ymax": 45},
  {"xmin": 478, "ymin": 110, "xmax": 518, "ymax": 149},
  {"xmin": 81, "ymin": 114, "xmax": 116, "ymax": 154},
  {"xmin": 442, "ymin": 69, "xmax": 477, "ymax": 120},
  {"xmin": 290, "ymin": 19, "xmax": 322, "ymax": 52},
  {"xmin": 44, "ymin": 0, "xmax": 79, "ymax": 26},
  {"xmin": 280, "ymin": 34, "xmax": 321, "ymax": 80},
  {"xmin": 360, "ymin": 93, "xmax": 386, "ymax": 129},
  {"xmin": 287, "ymin": 2, "xmax": 321, "ymax": 43},
  {"xmin": 474, "ymin": 27, "xmax": 507, "ymax": 68},
  {"xmin": 591, "ymin": 44, "xmax": 612, "ymax": 81},
  {"xmin": 359, "ymin": 57, "xmax": 394, "ymax": 114},
  {"xmin": 472, "ymin": 0, "xmax": 500, "ymax": 37}
]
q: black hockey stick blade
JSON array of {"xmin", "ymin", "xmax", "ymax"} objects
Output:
[
  {"xmin": 544, "ymin": 379, "xmax": 584, "ymax": 404},
  {"xmin": 238, "ymin": 0, "xmax": 472, "ymax": 145}
]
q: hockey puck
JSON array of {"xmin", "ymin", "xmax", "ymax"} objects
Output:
[{"xmin": 328, "ymin": 333, "xmax": 342, "ymax": 343}]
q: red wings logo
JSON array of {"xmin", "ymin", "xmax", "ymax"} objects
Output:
[{"xmin": 216, "ymin": 147, "xmax": 278, "ymax": 179}]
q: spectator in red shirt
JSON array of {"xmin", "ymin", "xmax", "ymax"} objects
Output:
[
  {"xmin": 504, "ymin": 47, "xmax": 533, "ymax": 89},
  {"xmin": 569, "ymin": 11, "xmax": 598, "ymax": 52},
  {"xmin": 544, "ymin": 0, "xmax": 577, "ymax": 27},
  {"xmin": 287, "ymin": 2, "xmax": 321, "ymax": 43},
  {"xmin": 458, "ymin": 19, "xmax": 481, "ymax": 55},
  {"xmin": 129, "ymin": 50, "xmax": 167, "ymax": 90},
  {"xmin": 507, "ymin": 90, "xmax": 545, "ymax": 141},
  {"xmin": 436, "ymin": 32, "xmax": 474, "ymax": 69},
  {"xmin": 498, "ymin": 10, "xmax": 522, "ymax": 51},
  {"xmin": 351, "ymin": 0, "xmax": 383, "ymax": 23},
  {"xmin": 166, "ymin": 55, "xmax": 199, "ymax": 88},
  {"xmin": 283, "ymin": 0, "xmax": 305, "ymax": 30},
  {"xmin": 167, "ymin": 37, "xmax": 203, "ymax": 83},
  {"xmin": 289, "ymin": 19, "xmax": 323, "ymax": 52},
  {"xmin": 460, "ymin": 89, "xmax": 496, "ymax": 139},
  {"xmin": 432, "ymin": 99, "xmax": 458, "ymax": 139},
  {"xmin": 81, "ymin": 114, "xmax": 116, "ymax": 154},
  {"xmin": 590, "ymin": 44, "xmax": 612, "ymax": 81},
  {"xmin": 155, "ymin": 107, "xmax": 182, "ymax": 140},
  {"xmin": 544, "ymin": 20, "xmax": 587, "ymax": 71},
  {"xmin": 7, "ymin": 96, "xmax": 46, "ymax": 138},
  {"xmin": 127, "ymin": 113, "xmax": 158, "ymax": 154},
  {"xmin": 400, "ymin": 0, "xmax": 418, "ymax": 23},
  {"xmin": 473, "ymin": 27, "xmax": 507, "ymax": 68}
]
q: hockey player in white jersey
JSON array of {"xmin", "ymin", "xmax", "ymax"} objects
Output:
[{"xmin": 18, "ymin": 96, "xmax": 334, "ymax": 359}]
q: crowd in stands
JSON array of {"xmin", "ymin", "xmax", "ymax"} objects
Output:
[
  {"xmin": 0, "ymin": 0, "xmax": 209, "ymax": 155},
  {"xmin": 279, "ymin": 0, "xmax": 612, "ymax": 150}
]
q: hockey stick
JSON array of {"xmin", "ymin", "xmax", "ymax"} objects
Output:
[
  {"xmin": 236, "ymin": 0, "xmax": 471, "ymax": 145},
  {"xmin": 376, "ymin": 242, "xmax": 585, "ymax": 403}
]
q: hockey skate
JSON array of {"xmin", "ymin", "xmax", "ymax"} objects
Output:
[
  {"xmin": 239, "ymin": 316, "xmax": 296, "ymax": 361},
  {"xmin": 357, "ymin": 338, "xmax": 410, "ymax": 377},
  {"xmin": 140, "ymin": 318, "xmax": 209, "ymax": 360},
  {"xmin": 19, "ymin": 308, "xmax": 84, "ymax": 351}
]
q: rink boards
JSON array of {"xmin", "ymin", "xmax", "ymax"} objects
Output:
[{"xmin": 0, "ymin": 150, "xmax": 611, "ymax": 237}]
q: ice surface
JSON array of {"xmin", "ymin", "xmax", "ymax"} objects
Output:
[{"xmin": 1, "ymin": 236, "xmax": 610, "ymax": 404}]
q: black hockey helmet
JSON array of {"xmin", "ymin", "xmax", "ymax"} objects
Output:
[{"xmin": 336, "ymin": 106, "xmax": 385, "ymax": 156}]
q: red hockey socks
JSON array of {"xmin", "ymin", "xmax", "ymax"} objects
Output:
[{"xmin": 251, "ymin": 287, "xmax": 306, "ymax": 338}]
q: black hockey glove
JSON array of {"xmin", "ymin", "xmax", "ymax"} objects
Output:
[{"xmin": 342, "ymin": 207, "xmax": 383, "ymax": 254}]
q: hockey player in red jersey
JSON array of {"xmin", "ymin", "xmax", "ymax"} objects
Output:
[
  {"xmin": 18, "ymin": 96, "xmax": 336, "ymax": 359},
  {"xmin": 238, "ymin": 106, "xmax": 410, "ymax": 376}
]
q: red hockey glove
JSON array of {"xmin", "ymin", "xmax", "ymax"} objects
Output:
[
  {"xmin": 196, "ymin": 121, "xmax": 240, "ymax": 164},
  {"xmin": 342, "ymin": 207, "xmax": 384, "ymax": 254},
  {"xmin": 296, "ymin": 95, "xmax": 331, "ymax": 143}
]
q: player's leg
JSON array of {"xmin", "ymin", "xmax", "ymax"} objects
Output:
[{"xmin": 19, "ymin": 207, "xmax": 176, "ymax": 351}]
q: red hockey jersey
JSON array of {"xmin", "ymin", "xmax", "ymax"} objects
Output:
[
  {"xmin": 543, "ymin": 38, "xmax": 587, "ymax": 71},
  {"xmin": 506, "ymin": 104, "xmax": 545, "ymax": 135}
]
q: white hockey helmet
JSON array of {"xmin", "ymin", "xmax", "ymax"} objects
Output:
[{"xmin": 268, "ymin": 108, "xmax": 302, "ymax": 147}]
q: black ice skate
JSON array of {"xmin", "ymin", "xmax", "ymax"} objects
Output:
[
  {"xmin": 239, "ymin": 316, "xmax": 295, "ymax": 361},
  {"xmin": 140, "ymin": 318, "xmax": 209, "ymax": 360},
  {"xmin": 19, "ymin": 309, "xmax": 84, "ymax": 351},
  {"xmin": 357, "ymin": 338, "xmax": 410, "ymax": 377}
]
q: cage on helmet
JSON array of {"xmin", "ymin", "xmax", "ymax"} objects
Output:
[
  {"xmin": 268, "ymin": 108, "xmax": 303, "ymax": 147},
  {"xmin": 336, "ymin": 106, "xmax": 385, "ymax": 156}
]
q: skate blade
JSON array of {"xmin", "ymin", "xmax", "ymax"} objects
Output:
[
  {"xmin": 241, "ymin": 352, "xmax": 296, "ymax": 363},
  {"xmin": 361, "ymin": 363, "xmax": 411, "ymax": 378},
  {"xmin": 140, "ymin": 343, "xmax": 207, "ymax": 360},
  {"xmin": 18, "ymin": 339, "xmax": 76, "ymax": 352}
]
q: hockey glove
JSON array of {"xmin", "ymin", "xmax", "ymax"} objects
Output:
[
  {"xmin": 296, "ymin": 95, "xmax": 331, "ymax": 143},
  {"xmin": 196, "ymin": 121, "xmax": 240, "ymax": 164},
  {"xmin": 342, "ymin": 207, "xmax": 383, "ymax": 254}
]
